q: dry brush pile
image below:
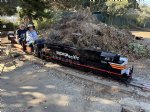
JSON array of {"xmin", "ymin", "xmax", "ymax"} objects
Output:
[{"xmin": 45, "ymin": 10, "xmax": 148, "ymax": 58}]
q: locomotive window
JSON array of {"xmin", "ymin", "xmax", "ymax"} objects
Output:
[{"xmin": 118, "ymin": 60, "xmax": 124, "ymax": 64}]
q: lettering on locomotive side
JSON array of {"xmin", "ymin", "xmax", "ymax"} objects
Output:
[{"xmin": 56, "ymin": 51, "xmax": 79, "ymax": 60}]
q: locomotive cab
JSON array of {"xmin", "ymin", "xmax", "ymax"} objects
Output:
[
  {"xmin": 108, "ymin": 55, "xmax": 133, "ymax": 79},
  {"xmin": 101, "ymin": 52, "xmax": 133, "ymax": 80},
  {"xmin": 119, "ymin": 57, "xmax": 133, "ymax": 78}
]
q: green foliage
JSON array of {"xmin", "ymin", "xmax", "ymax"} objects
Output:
[
  {"xmin": 129, "ymin": 42, "xmax": 149, "ymax": 57},
  {"xmin": 34, "ymin": 18, "xmax": 52, "ymax": 30},
  {"xmin": 0, "ymin": 1, "xmax": 19, "ymax": 15},
  {"xmin": 45, "ymin": 0, "xmax": 88, "ymax": 10},
  {"xmin": 0, "ymin": 19, "xmax": 17, "ymax": 31},
  {"xmin": 128, "ymin": 0, "xmax": 139, "ymax": 9},
  {"xmin": 105, "ymin": 1, "xmax": 130, "ymax": 25},
  {"xmin": 0, "ymin": 0, "xmax": 147, "ymax": 29},
  {"xmin": 106, "ymin": 1, "xmax": 130, "ymax": 16},
  {"xmin": 18, "ymin": 0, "xmax": 53, "ymax": 20},
  {"xmin": 35, "ymin": 11, "xmax": 65, "ymax": 30},
  {"xmin": 137, "ymin": 5, "xmax": 150, "ymax": 26},
  {"xmin": 126, "ymin": 5, "xmax": 150, "ymax": 27}
]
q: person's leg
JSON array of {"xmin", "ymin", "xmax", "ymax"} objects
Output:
[
  {"xmin": 18, "ymin": 38, "xmax": 22, "ymax": 45},
  {"xmin": 29, "ymin": 43, "xmax": 34, "ymax": 52},
  {"xmin": 19, "ymin": 38, "xmax": 26, "ymax": 52},
  {"xmin": 19, "ymin": 37, "xmax": 24, "ymax": 45},
  {"xmin": 22, "ymin": 41, "xmax": 26, "ymax": 52}
]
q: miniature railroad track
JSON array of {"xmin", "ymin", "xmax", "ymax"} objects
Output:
[
  {"xmin": 24, "ymin": 55, "xmax": 150, "ymax": 92},
  {"xmin": 129, "ymin": 79, "xmax": 150, "ymax": 91},
  {"xmin": 75, "ymin": 70, "xmax": 150, "ymax": 92}
]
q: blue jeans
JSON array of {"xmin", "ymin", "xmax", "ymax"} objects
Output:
[{"xmin": 18, "ymin": 37, "xmax": 24, "ymax": 45}]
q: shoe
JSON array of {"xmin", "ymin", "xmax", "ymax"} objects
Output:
[{"xmin": 22, "ymin": 52, "xmax": 26, "ymax": 55}]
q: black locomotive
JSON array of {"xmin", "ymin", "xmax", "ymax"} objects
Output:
[{"xmin": 34, "ymin": 40, "xmax": 133, "ymax": 82}]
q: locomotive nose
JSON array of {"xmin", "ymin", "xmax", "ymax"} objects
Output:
[
  {"xmin": 125, "ymin": 66, "xmax": 133, "ymax": 78},
  {"xmin": 129, "ymin": 66, "xmax": 133, "ymax": 77}
]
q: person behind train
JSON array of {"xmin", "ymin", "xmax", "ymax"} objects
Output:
[
  {"xmin": 16, "ymin": 24, "xmax": 27, "ymax": 45},
  {"xmin": 26, "ymin": 24, "xmax": 38, "ymax": 47}
]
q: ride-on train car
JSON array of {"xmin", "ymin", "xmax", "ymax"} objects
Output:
[{"xmin": 34, "ymin": 42, "xmax": 133, "ymax": 82}]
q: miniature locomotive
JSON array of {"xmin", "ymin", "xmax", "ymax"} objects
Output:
[{"xmin": 34, "ymin": 41, "xmax": 133, "ymax": 82}]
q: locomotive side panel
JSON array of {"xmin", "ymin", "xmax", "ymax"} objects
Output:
[{"xmin": 41, "ymin": 43, "xmax": 133, "ymax": 81}]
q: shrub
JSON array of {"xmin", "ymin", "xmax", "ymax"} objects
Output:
[{"xmin": 0, "ymin": 19, "xmax": 17, "ymax": 31}]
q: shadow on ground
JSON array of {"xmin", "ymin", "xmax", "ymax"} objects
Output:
[{"xmin": 0, "ymin": 62, "xmax": 122, "ymax": 112}]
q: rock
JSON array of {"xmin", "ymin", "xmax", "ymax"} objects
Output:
[
  {"xmin": 28, "ymin": 106, "xmax": 33, "ymax": 109},
  {"xmin": 135, "ymin": 36, "xmax": 144, "ymax": 40},
  {"xmin": 121, "ymin": 106, "xmax": 145, "ymax": 112}
]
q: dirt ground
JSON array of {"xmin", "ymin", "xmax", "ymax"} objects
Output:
[
  {"xmin": 131, "ymin": 31, "xmax": 150, "ymax": 51},
  {"xmin": 0, "ymin": 61, "xmax": 123, "ymax": 112},
  {"xmin": 131, "ymin": 31, "xmax": 150, "ymax": 38},
  {"xmin": 0, "ymin": 31, "xmax": 150, "ymax": 112}
]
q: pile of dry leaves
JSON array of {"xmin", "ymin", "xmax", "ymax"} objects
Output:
[{"xmin": 44, "ymin": 9, "xmax": 148, "ymax": 58}]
